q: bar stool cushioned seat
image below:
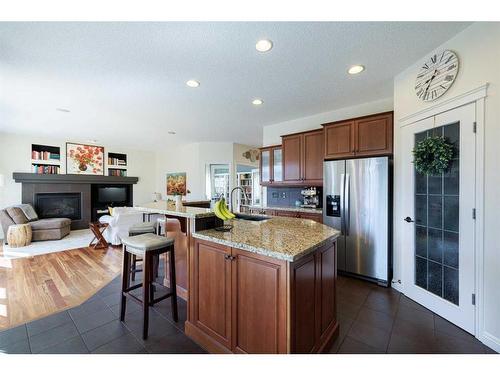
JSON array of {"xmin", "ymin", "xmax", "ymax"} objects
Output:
[
  {"xmin": 122, "ymin": 233, "xmax": 173, "ymax": 254},
  {"xmin": 120, "ymin": 233, "xmax": 178, "ymax": 339}
]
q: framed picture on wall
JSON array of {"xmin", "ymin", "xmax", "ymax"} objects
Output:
[
  {"xmin": 66, "ymin": 142, "xmax": 105, "ymax": 175},
  {"xmin": 166, "ymin": 172, "xmax": 187, "ymax": 196}
]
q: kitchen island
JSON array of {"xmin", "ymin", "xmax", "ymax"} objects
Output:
[{"xmin": 187, "ymin": 216, "xmax": 340, "ymax": 354}]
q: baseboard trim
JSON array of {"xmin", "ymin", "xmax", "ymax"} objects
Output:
[{"xmin": 480, "ymin": 331, "xmax": 500, "ymax": 353}]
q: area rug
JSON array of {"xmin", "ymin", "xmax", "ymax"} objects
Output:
[{"xmin": 1, "ymin": 229, "xmax": 94, "ymax": 259}]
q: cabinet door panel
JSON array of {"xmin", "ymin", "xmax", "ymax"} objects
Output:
[
  {"xmin": 355, "ymin": 114, "xmax": 393, "ymax": 156},
  {"xmin": 318, "ymin": 243, "xmax": 336, "ymax": 337},
  {"xmin": 282, "ymin": 134, "xmax": 302, "ymax": 183},
  {"xmin": 193, "ymin": 240, "xmax": 232, "ymax": 348},
  {"xmin": 324, "ymin": 121, "xmax": 355, "ymax": 159},
  {"xmin": 273, "ymin": 148, "xmax": 283, "ymax": 182},
  {"xmin": 232, "ymin": 250, "xmax": 287, "ymax": 354},
  {"xmin": 260, "ymin": 149, "xmax": 271, "ymax": 184},
  {"xmin": 275, "ymin": 210, "xmax": 298, "ymax": 218},
  {"xmin": 303, "ymin": 130, "xmax": 324, "ymax": 183},
  {"xmin": 292, "ymin": 254, "xmax": 317, "ymax": 353}
]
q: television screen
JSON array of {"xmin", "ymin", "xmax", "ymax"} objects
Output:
[{"xmin": 98, "ymin": 187, "xmax": 127, "ymax": 203}]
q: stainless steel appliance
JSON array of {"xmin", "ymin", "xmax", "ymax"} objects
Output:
[
  {"xmin": 300, "ymin": 187, "xmax": 320, "ymax": 208},
  {"xmin": 323, "ymin": 157, "xmax": 391, "ymax": 286}
]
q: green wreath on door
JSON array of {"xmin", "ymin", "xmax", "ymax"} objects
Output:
[{"xmin": 412, "ymin": 136, "xmax": 454, "ymax": 175}]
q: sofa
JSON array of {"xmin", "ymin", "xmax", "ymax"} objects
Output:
[
  {"xmin": 98, "ymin": 207, "xmax": 144, "ymax": 245},
  {"xmin": 0, "ymin": 204, "xmax": 71, "ymax": 244}
]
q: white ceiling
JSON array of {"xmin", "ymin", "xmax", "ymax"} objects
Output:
[{"xmin": 0, "ymin": 22, "xmax": 471, "ymax": 149}]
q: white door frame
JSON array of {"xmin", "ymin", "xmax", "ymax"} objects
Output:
[{"xmin": 397, "ymin": 84, "xmax": 487, "ymax": 340}]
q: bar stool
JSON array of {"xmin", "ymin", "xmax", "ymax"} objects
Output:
[
  {"xmin": 128, "ymin": 222, "xmax": 156, "ymax": 281},
  {"xmin": 120, "ymin": 233, "xmax": 178, "ymax": 339}
]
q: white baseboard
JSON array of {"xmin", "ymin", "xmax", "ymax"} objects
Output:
[{"xmin": 479, "ymin": 331, "xmax": 500, "ymax": 353}]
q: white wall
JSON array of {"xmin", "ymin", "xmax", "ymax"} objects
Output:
[
  {"xmin": 0, "ymin": 132, "xmax": 157, "ymax": 238},
  {"xmin": 155, "ymin": 142, "xmax": 258, "ymax": 201},
  {"xmin": 393, "ymin": 22, "xmax": 500, "ymax": 351},
  {"xmin": 262, "ymin": 97, "xmax": 393, "ymax": 146}
]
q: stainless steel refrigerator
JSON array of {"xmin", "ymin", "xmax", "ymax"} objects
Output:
[{"xmin": 323, "ymin": 157, "xmax": 391, "ymax": 286}]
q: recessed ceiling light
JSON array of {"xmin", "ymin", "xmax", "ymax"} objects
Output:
[
  {"xmin": 348, "ymin": 65, "xmax": 365, "ymax": 75},
  {"xmin": 56, "ymin": 108, "xmax": 70, "ymax": 113},
  {"xmin": 168, "ymin": 131, "xmax": 176, "ymax": 135},
  {"xmin": 186, "ymin": 80, "xmax": 200, "ymax": 88},
  {"xmin": 255, "ymin": 39, "xmax": 273, "ymax": 53},
  {"xmin": 252, "ymin": 99, "xmax": 264, "ymax": 106}
]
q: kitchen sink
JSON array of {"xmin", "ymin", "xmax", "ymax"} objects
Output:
[{"xmin": 234, "ymin": 213, "xmax": 270, "ymax": 222}]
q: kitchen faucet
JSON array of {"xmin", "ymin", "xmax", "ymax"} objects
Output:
[{"xmin": 230, "ymin": 186, "xmax": 249, "ymax": 213}]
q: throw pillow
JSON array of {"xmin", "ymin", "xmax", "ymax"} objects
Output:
[
  {"xmin": 6, "ymin": 207, "xmax": 29, "ymax": 224},
  {"xmin": 16, "ymin": 204, "xmax": 39, "ymax": 222}
]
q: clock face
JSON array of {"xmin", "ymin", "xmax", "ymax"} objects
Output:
[{"xmin": 415, "ymin": 50, "xmax": 459, "ymax": 102}]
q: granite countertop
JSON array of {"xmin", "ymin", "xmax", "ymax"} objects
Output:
[
  {"xmin": 134, "ymin": 200, "xmax": 214, "ymax": 219},
  {"xmin": 192, "ymin": 216, "xmax": 339, "ymax": 262},
  {"xmin": 241, "ymin": 204, "xmax": 322, "ymax": 214}
]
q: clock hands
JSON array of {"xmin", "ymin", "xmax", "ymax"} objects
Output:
[{"xmin": 424, "ymin": 69, "xmax": 439, "ymax": 97}]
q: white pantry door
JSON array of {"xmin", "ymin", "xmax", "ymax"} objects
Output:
[{"xmin": 401, "ymin": 103, "xmax": 476, "ymax": 334}]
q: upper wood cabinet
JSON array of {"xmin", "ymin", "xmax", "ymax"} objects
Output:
[
  {"xmin": 323, "ymin": 112, "xmax": 393, "ymax": 159},
  {"xmin": 282, "ymin": 134, "xmax": 302, "ymax": 184},
  {"xmin": 282, "ymin": 129, "xmax": 324, "ymax": 185},
  {"xmin": 259, "ymin": 145, "xmax": 282, "ymax": 185}
]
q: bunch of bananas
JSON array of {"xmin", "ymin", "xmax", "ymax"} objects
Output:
[{"xmin": 214, "ymin": 198, "xmax": 235, "ymax": 221}]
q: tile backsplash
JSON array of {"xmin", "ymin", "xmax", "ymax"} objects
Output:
[{"xmin": 266, "ymin": 187, "xmax": 322, "ymax": 207}]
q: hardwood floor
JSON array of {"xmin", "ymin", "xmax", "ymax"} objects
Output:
[{"xmin": 0, "ymin": 244, "xmax": 122, "ymax": 331}]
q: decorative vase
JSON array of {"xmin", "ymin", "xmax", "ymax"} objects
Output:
[{"xmin": 175, "ymin": 195, "xmax": 183, "ymax": 210}]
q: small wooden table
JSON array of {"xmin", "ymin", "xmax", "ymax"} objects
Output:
[
  {"xmin": 7, "ymin": 224, "xmax": 32, "ymax": 248},
  {"xmin": 89, "ymin": 222, "xmax": 109, "ymax": 249}
]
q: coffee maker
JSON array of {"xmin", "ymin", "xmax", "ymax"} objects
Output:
[{"xmin": 300, "ymin": 187, "xmax": 320, "ymax": 208}]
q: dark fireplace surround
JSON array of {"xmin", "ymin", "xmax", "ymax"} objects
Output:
[{"xmin": 13, "ymin": 173, "xmax": 138, "ymax": 230}]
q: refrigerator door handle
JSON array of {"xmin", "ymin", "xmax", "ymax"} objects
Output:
[
  {"xmin": 345, "ymin": 173, "xmax": 350, "ymax": 236},
  {"xmin": 340, "ymin": 173, "xmax": 345, "ymax": 235}
]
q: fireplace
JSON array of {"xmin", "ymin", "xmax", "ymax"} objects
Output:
[{"xmin": 35, "ymin": 193, "xmax": 82, "ymax": 221}]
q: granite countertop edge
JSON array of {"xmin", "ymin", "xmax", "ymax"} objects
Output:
[
  {"xmin": 241, "ymin": 205, "xmax": 323, "ymax": 214},
  {"xmin": 133, "ymin": 205, "xmax": 215, "ymax": 219},
  {"xmin": 192, "ymin": 231, "xmax": 339, "ymax": 262}
]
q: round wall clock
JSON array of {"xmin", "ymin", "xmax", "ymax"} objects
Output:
[{"xmin": 415, "ymin": 50, "xmax": 459, "ymax": 102}]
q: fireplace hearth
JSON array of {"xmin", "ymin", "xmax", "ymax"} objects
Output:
[{"xmin": 35, "ymin": 193, "xmax": 82, "ymax": 221}]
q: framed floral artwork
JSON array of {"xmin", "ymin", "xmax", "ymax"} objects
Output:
[
  {"xmin": 66, "ymin": 143, "xmax": 104, "ymax": 175},
  {"xmin": 166, "ymin": 172, "xmax": 187, "ymax": 196}
]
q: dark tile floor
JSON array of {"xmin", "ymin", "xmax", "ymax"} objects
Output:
[
  {"xmin": 0, "ymin": 272, "xmax": 496, "ymax": 354},
  {"xmin": 330, "ymin": 276, "xmax": 496, "ymax": 354}
]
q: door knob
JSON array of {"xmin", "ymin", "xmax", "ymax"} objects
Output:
[{"xmin": 404, "ymin": 217, "xmax": 414, "ymax": 223}]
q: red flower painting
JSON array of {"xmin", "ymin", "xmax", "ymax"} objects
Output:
[{"xmin": 66, "ymin": 143, "xmax": 104, "ymax": 175}]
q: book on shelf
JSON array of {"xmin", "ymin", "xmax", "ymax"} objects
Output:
[
  {"xmin": 108, "ymin": 157, "xmax": 127, "ymax": 166},
  {"xmin": 108, "ymin": 169, "xmax": 127, "ymax": 177},
  {"xmin": 32, "ymin": 164, "xmax": 60, "ymax": 174},
  {"xmin": 31, "ymin": 150, "xmax": 60, "ymax": 161}
]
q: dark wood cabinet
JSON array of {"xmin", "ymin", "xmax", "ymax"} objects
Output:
[
  {"xmin": 281, "ymin": 129, "xmax": 324, "ymax": 186},
  {"xmin": 323, "ymin": 112, "xmax": 393, "ymax": 159},
  {"xmin": 187, "ymin": 238, "xmax": 338, "ymax": 354},
  {"xmin": 231, "ymin": 249, "xmax": 287, "ymax": 354},
  {"xmin": 190, "ymin": 240, "xmax": 232, "ymax": 349},
  {"xmin": 282, "ymin": 134, "xmax": 302, "ymax": 184},
  {"xmin": 290, "ymin": 241, "xmax": 337, "ymax": 353},
  {"xmin": 303, "ymin": 130, "xmax": 324, "ymax": 184},
  {"xmin": 354, "ymin": 113, "xmax": 393, "ymax": 157},
  {"xmin": 259, "ymin": 145, "xmax": 282, "ymax": 185},
  {"xmin": 324, "ymin": 121, "xmax": 355, "ymax": 159}
]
